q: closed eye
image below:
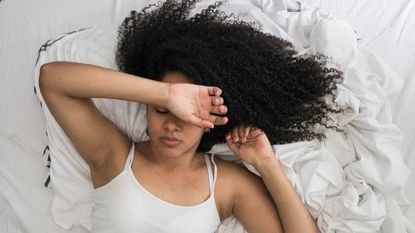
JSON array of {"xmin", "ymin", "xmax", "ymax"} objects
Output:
[{"xmin": 155, "ymin": 109, "xmax": 169, "ymax": 114}]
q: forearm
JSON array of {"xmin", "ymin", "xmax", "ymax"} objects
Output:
[
  {"xmin": 254, "ymin": 157, "xmax": 320, "ymax": 233},
  {"xmin": 39, "ymin": 61, "xmax": 168, "ymax": 106}
]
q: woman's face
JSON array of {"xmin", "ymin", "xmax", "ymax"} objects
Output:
[{"xmin": 147, "ymin": 72, "xmax": 204, "ymax": 157}]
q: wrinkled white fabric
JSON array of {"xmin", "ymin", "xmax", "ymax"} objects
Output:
[
  {"xmin": 217, "ymin": 4, "xmax": 414, "ymax": 233},
  {"xmin": 32, "ymin": 1, "xmax": 414, "ymax": 233}
]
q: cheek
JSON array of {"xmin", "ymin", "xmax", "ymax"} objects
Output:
[
  {"xmin": 146, "ymin": 112, "xmax": 160, "ymax": 133},
  {"xmin": 184, "ymin": 126, "xmax": 204, "ymax": 142}
]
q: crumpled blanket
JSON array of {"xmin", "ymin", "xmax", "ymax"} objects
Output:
[
  {"xmin": 33, "ymin": 1, "xmax": 414, "ymax": 232},
  {"xmin": 217, "ymin": 2, "xmax": 414, "ymax": 233}
]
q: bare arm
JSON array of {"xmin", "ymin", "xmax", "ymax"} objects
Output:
[
  {"xmin": 226, "ymin": 126, "xmax": 319, "ymax": 233},
  {"xmin": 254, "ymin": 157, "xmax": 319, "ymax": 233},
  {"xmin": 40, "ymin": 61, "xmax": 170, "ymax": 109},
  {"xmin": 39, "ymin": 61, "xmax": 227, "ymax": 171},
  {"xmin": 221, "ymin": 161, "xmax": 283, "ymax": 233},
  {"xmin": 39, "ymin": 61, "xmax": 162, "ymax": 169}
]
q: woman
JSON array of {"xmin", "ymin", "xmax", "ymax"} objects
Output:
[
  {"xmin": 39, "ymin": 0, "xmax": 342, "ymax": 232},
  {"xmin": 40, "ymin": 62, "xmax": 319, "ymax": 233}
]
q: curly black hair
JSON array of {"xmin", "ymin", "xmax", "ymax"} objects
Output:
[{"xmin": 116, "ymin": 0, "xmax": 344, "ymax": 152}]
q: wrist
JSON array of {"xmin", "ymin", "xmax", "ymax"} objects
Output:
[
  {"xmin": 153, "ymin": 81, "xmax": 170, "ymax": 107},
  {"xmin": 253, "ymin": 155, "xmax": 281, "ymax": 174}
]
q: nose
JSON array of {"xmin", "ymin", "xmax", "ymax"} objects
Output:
[{"xmin": 163, "ymin": 115, "xmax": 181, "ymax": 132}]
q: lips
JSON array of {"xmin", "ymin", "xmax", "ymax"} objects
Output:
[{"xmin": 160, "ymin": 137, "xmax": 181, "ymax": 146}]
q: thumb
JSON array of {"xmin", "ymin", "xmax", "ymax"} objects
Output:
[{"xmin": 188, "ymin": 114, "xmax": 214, "ymax": 129}]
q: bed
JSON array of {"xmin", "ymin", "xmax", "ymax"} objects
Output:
[{"xmin": 1, "ymin": 0, "xmax": 414, "ymax": 232}]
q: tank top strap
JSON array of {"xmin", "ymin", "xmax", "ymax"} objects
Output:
[
  {"xmin": 204, "ymin": 153, "xmax": 217, "ymax": 195},
  {"xmin": 123, "ymin": 142, "xmax": 136, "ymax": 171}
]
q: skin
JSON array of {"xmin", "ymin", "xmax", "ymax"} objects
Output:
[
  {"xmin": 144, "ymin": 72, "xmax": 208, "ymax": 165},
  {"xmin": 39, "ymin": 61, "xmax": 319, "ymax": 233},
  {"xmin": 127, "ymin": 73, "xmax": 285, "ymax": 232}
]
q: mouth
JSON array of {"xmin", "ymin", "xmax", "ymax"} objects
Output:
[{"xmin": 159, "ymin": 137, "xmax": 182, "ymax": 147}]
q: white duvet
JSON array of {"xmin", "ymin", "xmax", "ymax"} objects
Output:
[{"xmin": 32, "ymin": 1, "xmax": 414, "ymax": 233}]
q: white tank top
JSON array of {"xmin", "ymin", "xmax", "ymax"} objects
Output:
[{"xmin": 91, "ymin": 143, "xmax": 221, "ymax": 233}]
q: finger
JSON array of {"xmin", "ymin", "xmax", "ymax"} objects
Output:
[
  {"xmin": 250, "ymin": 127, "xmax": 264, "ymax": 138},
  {"xmin": 189, "ymin": 115, "xmax": 214, "ymax": 129},
  {"xmin": 225, "ymin": 133, "xmax": 241, "ymax": 152},
  {"xmin": 244, "ymin": 126, "xmax": 250, "ymax": 138},
  {"xmin": 208, "ymin": 114, "xmax": 228, "ymax": 126},
  {"xmin": 238, "ymin": 126, "xmax": 245, "ymax": 143},
  {"xmin": 211, "ymin": 96, "xmax": 224, "ymax": 106},
  {"xmin": 210, "ymin": 105, "xmax": 227, "ymax": 115},
  {"xmin": 202, "ymin": 120, "xmax": 215, "ymax": 129},
  {"xmin": 208, "ymin": 86, "xmax": 222, "ymax": 96},
  {"xmin": 225, "ymin": 133, "xmax": 231, "ymax": 142},
  {"xmin": 232, "ymin": 127, "xmax": 239, "ymax": 142},
  {"xmin": 225, "ymin": 133, "xmax": 236, "ymax": 150}
]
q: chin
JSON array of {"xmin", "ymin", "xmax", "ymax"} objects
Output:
[
  {"xmin": 153, "ymin": 142, "xmax": 184, "ymax": 156},
  {"xmin": 159, "ymin": 144, "xmax": 199, "ymax": 158},
  {"xmin": 150, "ymin": 138, "xmax": 199, "ymax": 157},
  {"xmin": 157, "ymin": 147, "xmax": 181, "ymax": 156}
]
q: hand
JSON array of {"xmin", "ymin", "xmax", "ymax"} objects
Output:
[
  {"xmin": 225, "ymin": 126, "xmax": 276, "ymax": 167},
  {"xmin": 166, "ymin": 83, "xmax": 228, "ymax": 129}
]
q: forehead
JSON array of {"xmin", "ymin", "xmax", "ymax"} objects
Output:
[{"xmin": 161, "ymin": 72, "xmax": 193, "ymax": 84}]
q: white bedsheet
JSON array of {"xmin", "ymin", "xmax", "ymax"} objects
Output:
[
  {"xmin": 1, "ymin": 0, "xmax": 414, "ymax": 232},
  {"xmin": 300, "ymin": 0, "xmax": 415, "ymax": 217}
]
